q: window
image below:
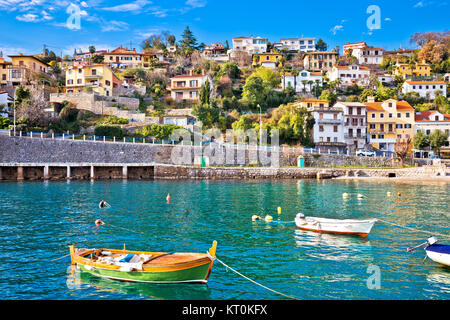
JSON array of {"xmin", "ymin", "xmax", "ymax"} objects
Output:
[
  {"xmin": 406, "ymin": 113, "xmax": 410, "ymax": 118},
  {"xmin": 105, "ymin": 80, "xmax": 111, "ymax": 86},
  {"xmin": 371, "ymin": 134, "xmax": 376, "ymax": 139},
  {"xmin": 380, "ymin": 113, "xmax": 384, "ymax": 118},
  {"xmin": 333, "ymin": 125, "xmax": 338, "ymax": 132},
  {"xmin": 405, "ymin": 124, "xmax": 412, "ymax": 129},
  {"xmin": 389, "ymin": 113, "xmax": 393, "ymax": 118},
  {"xmin": 397, "ymin": 113, "xmax": 401, "ymax": 118},
  {"xmin": 396, "ymin": 124, "xmax": 403, "ymax": 129},
  {"xmin": 333, "ymin": 114, "xmax": 337, "ymax": 120},
  {"xmin": 77, "ymin": 79, "xmax": 82, "ymax": 84},
  {"xmin": 371, "ymin": 113, "xmax": 375, "ymax": 119},
  {"xmin": 319, "ymin": 125, "xmax": 324, "ymax": 132},
  {"xmin": 379, "ymin": 134, "xmax": 384, "ymax": 139},
  {"xmin": 78, "ymin": 68, "xmax": 82, "ymax": 73},
  {"xmin": 334, "ymin": 137, "xmax": 337, "ymax": 142}
]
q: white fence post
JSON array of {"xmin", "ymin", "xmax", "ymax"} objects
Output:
[
  {"xmin": 30, "ymin": 132, "xmax": 33, "ymax": 138},
  {"xmin": 52, "ymin": 133, "xmax": 54, "ymax": 139},
  {"xmin": 62, "ymin": 133, "xmax": 65, "ymax": 140}
]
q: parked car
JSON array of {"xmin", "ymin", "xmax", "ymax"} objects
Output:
[{"xmin": 356, "ymin": 149, "xmax": 376, "ymax": 157}]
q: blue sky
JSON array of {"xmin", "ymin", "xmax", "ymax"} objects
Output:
[{"xmin": 0, "ymin": 0, "xmax": 449, "ymax": 58}]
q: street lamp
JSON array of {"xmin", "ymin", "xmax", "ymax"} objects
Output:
[
  {"xmin": 13, "ymin": 86, "xmax": 17, "ymax": 136},
  {"xmin": 258, "ymin": 104, "xmax": 262, "ymax": 146}
]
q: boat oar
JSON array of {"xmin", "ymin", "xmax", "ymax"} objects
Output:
[{"xmin": 407, "ymin": 237, "xmax": 438, "ymax": 253}]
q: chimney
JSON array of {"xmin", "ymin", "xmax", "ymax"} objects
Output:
[{"xmin": 367, "ymin": 96, "xmax": 376, "ymax": 103}]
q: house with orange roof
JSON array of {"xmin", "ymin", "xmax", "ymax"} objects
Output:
[
  {"xmin": 329, "ymin": 64, "xmax": 371, "ymax": 87},
  {"xmin": 415, "ymin": 110, "xmax": 450, "ymax": 138},
  {"xmin": 103, "ymin": 46, "xmax": 158, "ymax": 69},
  {"xmin": 365, "ymin": 97, "xmax": 415, "ymax": 152},
  {"xmin": 65, "ymin": 64, "xmax": 120, "ymax": 96},
  {"xmin": 281, "ymin": 70, "xmax": 323, "ymax": 93},
  {"xmin": 7, "ymin": 53, "xmax": 50, "ymax": 86},
  {"xmin": 402, "ymin": 80, "xmax": 447, "ymax": 100},
  {"xmin": 343, "ymin": 42, "xmax": 367, "ymax": 56}
]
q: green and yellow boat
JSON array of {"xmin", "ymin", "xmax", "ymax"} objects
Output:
[{"xmin": 69, "ymin": 241, "xmax": 217, "ymax": 284}]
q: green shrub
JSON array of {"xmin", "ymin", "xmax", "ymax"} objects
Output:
[
  {"xmin": 94, "ymin": 125, "xmax": 123, "ymax": 137},
  {"xmin": 100, "ymin": 115, "xmax": 129, "ymax": 125},
  {"xmin": 0, "ymin": 117, "xmax": 11, "ymax": 129}
]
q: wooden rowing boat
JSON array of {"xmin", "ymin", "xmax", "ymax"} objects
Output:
[
  {"xmin": 295, "ymin": 213, "xmax": 377, "ymax": 237},
  {"xmin": 69, "ymin": 241, "xmax": 217, "ymax": 284}
]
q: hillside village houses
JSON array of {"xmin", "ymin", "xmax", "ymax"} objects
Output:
[
  {"xmin": 329, "ymin": 64, "xmax": 371, "ymax": 87},
  {"xmin": 282, "ymin": 70, "xmax": 323, "ymax": 93},
  {"xmin": 402, "ymin": 80, "xmax": 447, "ymax": 100},
  {"xmin": 273, "ymin": 37, "xmax": 316, "ymax": 52},
  {"xmin": 0, "ymin": 90, "xmax": 13, "ymax": 117},
  {"xmin": 1, "ymin": 30, "xmax": 450, "ymax": 158}
]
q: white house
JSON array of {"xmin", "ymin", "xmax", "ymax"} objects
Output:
[
  {"xmin": 329, "ymin": 65, "xmax": 371, "ymax": 87},
  {"xmin": 297, "ymin": 99, "xmax": 345, "ymax": 149},
  {"xmin": 357, "ymin": 47, "xmax": 384, "ymax": 65},
  {"xmin": 334, "ymin": 102, "xmax": 367, "ymax": 150},
  {"xmin": 230, "ymin": 36, "xmax": 268, "ymax": 56},
  {"xmin": 378, "ymin": 74, "xmax": 395, "ymax": 85},
  {"xmin": 0, "ymin": 90, "xmax": 13, "ymax": 117},
  {"xmin": 274, "ymin": 37, "xmax": 316, "ymax": 52},
  {"xmin": 402, "ymin": 81, "xmax": 447, "ymax": 100},
  {"xmin": 415, "ymin": 110, "xmax": 450, "ymax": 141},
  {"xmin": 282, "ymin": 70, "xmax": 323, "ymax": 93}
]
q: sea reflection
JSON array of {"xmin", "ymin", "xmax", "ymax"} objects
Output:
[{"xmin": 294, "ymin": 229, "xmax": 373, "ymax": 262}]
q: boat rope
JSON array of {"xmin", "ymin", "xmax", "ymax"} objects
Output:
[
  {"xmin": 378, "ymin": 218, "xmax": 450, "ymax": 239},
  {"xmin": 0, "ymin": 253, "xmax": 72, "ymax": 272},
  {"xmin": 215, "ymin": 257, "xmax": 301, "ymax": 301}
]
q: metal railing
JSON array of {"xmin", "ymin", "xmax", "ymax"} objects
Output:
[{"xmin": 0, "ymin": 129, "xmax": 396, "ymax": 159}]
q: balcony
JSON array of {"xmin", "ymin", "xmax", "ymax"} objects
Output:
[
  {"xmin": 85, "ymin": 74, "xmax": 103, "ymax": 79},
  {"xmin": 317, "ymin": 119, "xmax": 342, "ymax": 125},
  {"xmin": 345, "ymin": 134, "xmax": 367, "ymax": 139}
]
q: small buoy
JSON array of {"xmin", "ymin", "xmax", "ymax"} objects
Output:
[
  {"xmin": 166, "ymin": 194, "xmax": 171, "ymax": 204},
  {"xmin": 342, "ymin": 193, "xmax": 349, "ymax": 199},
  {"xmin": 398, "ymin": 192, "xmax": 401, "ymax": 197},
  {"xmin": 265, "ymin": 215, "xmax": 273, "ymax": 222},
  {"xmin": 277, "ymin": 207, "xmax": 282, "ymax": 215},
  {"xmin": 95, "ymin": 219, "xmax": 105, "ymax": 226},
  {"xmin": 387, "ymin": 192, "xmax": 392, "ymax": 197},
  {"xmin": 357, "ymin": 194, "xmax": 365, "ymax": 199},
  {"xmin": 252, "ymin": 215, "xmax": 261, "ymax": 221}
]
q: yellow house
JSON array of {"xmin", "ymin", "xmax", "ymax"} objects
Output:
[
  {"xmin": 65, "ymin": 64, "xmax": 120, "ymax": 96},
  {"xmin": 252, "ymin": 53, "xmax": 283, "ymax": 68},
  {"xmin": 365, "ymin": 98, "xmax": 415, "ymax": 152},
  {"xmin": 0, "ymin": 58, "xmax": 12, "ymax": 85},
  {"xmin": 395, "ymin": 61, "xmax": 431, "ymax": 79},
  {"xmin": 7, "ymin": 53, "xmax": 50, "ymax": 85}
]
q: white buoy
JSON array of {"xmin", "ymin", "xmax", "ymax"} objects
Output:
[
  {"xmin": 387, "ymin": 192, "xmax": 392, "ymax": 197},
  {"xmin": 357, "ymin": 194, "xmax": 365, "ymax": 199},
  {"xmin": 252, "ymin": 215, "xmax": 260, "ymax": 221},
  {"xmin": 265, "ymin": 215, "xmax": 273, "ymax": 222}
]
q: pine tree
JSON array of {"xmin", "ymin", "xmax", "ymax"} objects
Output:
[
  {"xmin": 180, "ymin": 26, "xmax": 198, "ymax": 54},
  {"xmin": 199, "ymin": 79, "xmax": 211, "ymax": 105}
]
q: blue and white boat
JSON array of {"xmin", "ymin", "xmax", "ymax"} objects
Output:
[{"xmin": 408, "ymin": 237, "xmax": 450, "ymax": 268}]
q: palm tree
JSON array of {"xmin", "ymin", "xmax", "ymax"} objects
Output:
[
  {"xmin": 302, "ymin": 80, "xmax": 308, "ymax": 95},
  {"xmin": 291, "ymin": 69, "xmax": 300, "ymax": 93},
  {"xmin": 307, "ymin": 80, "xmax": 314, "ymax": 95},
  {"xmin": 314, "ymin": 79, "xmax": 321, "ymax": 98},
  {"xmin": 334, "ymin": 78, "xmax": 342, "ymax": 92}
]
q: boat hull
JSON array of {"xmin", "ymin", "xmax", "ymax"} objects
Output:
[
  {"xmin": 295, "ymin": 217, "xmax": 377, "ymax": 237},
  {"xmin": 78, "ymin": 262, "xmax": 212, "ymax": 284},
  {"xmin": 70, "ymin": 242, "xmax": 217, "ymax": 284},
  {"xmin": 426, "ymin": 245, "xmax": 450, "ymax": 268}
]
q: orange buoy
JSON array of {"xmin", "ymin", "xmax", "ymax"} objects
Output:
[
  {"xmin": 95, "ymin": 219, "xmax": 105, "ymax": 226},
  {"xmin": 166, "ymin": 194, "xmax": 171, "ymax": 204}
]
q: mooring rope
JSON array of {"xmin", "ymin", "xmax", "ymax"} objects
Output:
[
  {"xmin": 215, "ymin": 257, "xmax": 301, "ymax": 300},
  {"xmin": 0, "ymin": 253, "xmax": 72, "ymax": 272},
  {"xmin": 378, "ymin": 218, "xmax": 450, "ymax": 239}
]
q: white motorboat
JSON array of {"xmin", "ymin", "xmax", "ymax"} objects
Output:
[{"xmin": 295, "ymin": 213, "xmax": 378, "ymax": 237}]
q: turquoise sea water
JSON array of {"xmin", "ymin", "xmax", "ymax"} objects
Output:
[{"xmin": 0, "ymin": 179, "xmax": 449, "ymax": 300}]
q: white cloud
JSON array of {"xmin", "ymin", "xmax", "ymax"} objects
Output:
[
  {"xmin": 385, "ymin": 17, "xmax": 391, "ymax": 21},
  {"xmin": 16, "ymin": 13, "xmax": 39, "ymax": 22},
  {"xmin": 330, "ymin": 25, "xmax": 344, "ymax": 35},
  {"xmin": 414, "ymin": 1, "xmax": 424, "ymax": 7},
  {"xmin": 102, "ymin": 0, "xmax": 151, "ymax": 12},
  {"xmin": 101, "ymin": 20, "xmax": 129, "ymax": 32},
  {"xmin": 186, "ymin": 0, "xmax": 207, "ymax": 7}
]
